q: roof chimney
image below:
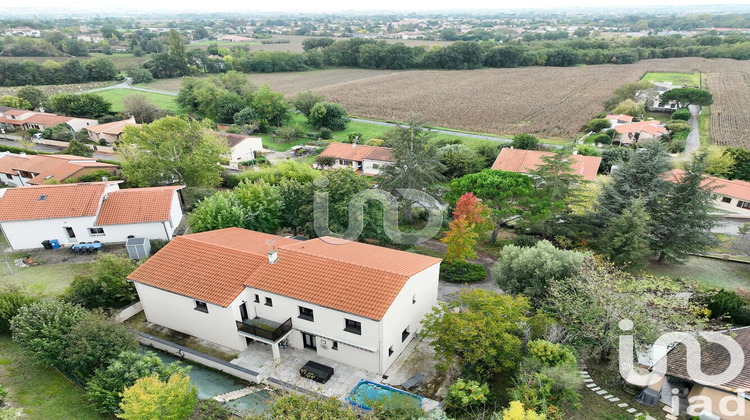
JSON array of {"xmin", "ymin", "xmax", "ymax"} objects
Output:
[{"xmin": 268, "ymin": 249, "xmax": 278, "ymax": 264}]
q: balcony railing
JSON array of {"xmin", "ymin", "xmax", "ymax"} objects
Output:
[{"xmin": 236, "ymin": 317, "xmax": 292, "ymax": 342}]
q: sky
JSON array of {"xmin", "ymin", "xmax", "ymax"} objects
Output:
[{"xmin": 11, "ymin": 0, "xmax": 750, "ymax": 13}]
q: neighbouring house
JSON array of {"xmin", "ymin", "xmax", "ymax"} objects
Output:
[
  {"xmin": 644, "ymin": 326, "xmax": 750, "ymax": 419},
  {"xmin": 0, "ymin": 154, "xmax": 117, "ymax": 187},
  {"xmin": 85, "ymin": 117, "xmax": 139, "ymax": 144},
  {"xmin": 644, "ymin": 82, "xmax": 685, "ymax": 112},
  {"xmin": 614, "ymin": 120, "xmax": 668, "ymax": 145},
  {"xmin": 315, "ymin": 142, "xmax": 394, "ymax": 176},
  {"xmin": 605, "ymin": 114, "xmax": 634, "ymax": 127},
  {"xmin": 491, "ymin": 147, "xmax": 601, "ymax": 181},
  {"xmin": 127, "ymin": 227, "xmax": 441, "ymax": 375},
  {"xmin": 217, "ymin": 132, "xmax": 264, "ymax": 169},
  {"xmin": 0, "ymin": 182, "xmax": 184, "ymax": 250},
  {"xmin": 217, "ymin": 34, "xmax": 256, "ymax": 42},
  {"xmin": 3, "ymin": 27, "xmax": 40, "ymax": 37},
  {"xmin": 0, "ymin": 110, "xmax": 97, "ymax": 132},
  {"xmin": 664, "ymin": 169, "xmax": 750, "ymax": 219}
]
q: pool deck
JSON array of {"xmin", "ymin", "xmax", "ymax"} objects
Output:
[{"xmin": 232, "ymin": 339, "xmax": 440, "ymax": 411}]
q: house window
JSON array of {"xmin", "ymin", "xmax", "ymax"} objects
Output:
[
  {"xmin": 265, "ymin": 297, "xmax": 273, "ymax": 307},
  {"xmin": 332, "ymin": 341, "xmax": 338, "ymax": 350},
  {"xmin": 388, "ymin": 346, "xmax": 394, "ymax": 357},
  {"xmin": 38, "ymin": 195, "xmax": 47, "ymax": 201},
  {"xmin": 738, "ymin": 201, "xmax": 750, "ymax": 209},
  {"xmin": 722, "ymin": 197, "xmax": 732, "ymax": 203},
  {"xmin": 5, "ymin": 174, "xmax": 11, "ymax": 180},
  {"xmin": 298, "ymin": 306, "xmax": 314, "ymax": 321},
  {"xmin": 254, "ymin": 294, "xmax": 260, "ymax": 303},
  {"xmin": 402, "ymin": 327, "xmax": 410, "ymax": 342},
  {"xmin": 344, "ymin": 319, "xmax": 361, "ymax": 335},
  {"xmin": 88, "ymin": 227, "xmax": 105, "ymax": 236},
  {"xmin": 194, "ymin": 300, "xmax": 208, "ymax": 313},
  {"xmin": 412, "ymin": 294, "xmax": 416, "ymax": 304}
]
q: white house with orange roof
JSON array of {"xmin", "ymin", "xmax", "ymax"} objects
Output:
[
  {"xmin": 0, "ymin": 153, "xmax": 117, "ymax": 187},
  {"xmin": 0, "ymin": 110, "xmax": 97, "ymax": 132},
  {"xmin": 664, "ymin": 169, "xmax": 750, "ymax": 219},
  {"xmin": 85, "ymin": 117, "xmax": 140, "ymax": 144},
  {"xmin": 0, "ymin": 182, "xmax": 184, "ymax": 250},
  {"xmin": 492, "ymin": 148, "xmax": 601, "ymax": 181},
  {"xmin": 614, "ymin": 120, "xmax": 668, "ymax": 145},
  {"xmin": 127, "ymin": 227, "xmax": 441, "ymax": 375},
  {"xmin": 605, "ymin": 114, "xmax": 634, "ymax": 127},
  {"xmin": 315, "ymin": 142, "xmax": 394, "ymax": 176}
]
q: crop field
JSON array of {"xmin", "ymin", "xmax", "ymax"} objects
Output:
[
  {"xmin": 0, "ymin": 81, "xmax": 114, "ymax": 97},
  {"xmin": 139, "ymin": 68, "xmax": 402, "ymax": 95},
  {"xmin": 706, "ymin": 72, "xmax": 750, "ymax": 147}
]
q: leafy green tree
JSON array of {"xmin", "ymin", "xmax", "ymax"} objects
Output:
[
  {"xmin": 167, "ymin": 29, "xmax": 189, "ymax": 77},
  {"xmin": 251, "ymin": 392, "xmax": 360, "ymax": 420},
  {"xmin": 10, "ymin": 301, "xmax": 86, "ymax": 367},
  {"xmin": 47, "ymin": 93, "xmax": 111, "ymax": 118},
  {"xmin": 597, "ymin": 199, "xmax": 651, "ymax": 268},
  {"xmin": 251, "ymin": 84, "xmax": 289, "ymax": 130},
  {"xmin": 0, "ymin": 288, "xmax": 39, "ymax": 334},
  {"xmin": 234, "ymin": 180, "xmax": 284, "ymax": 233},
  {"xmin": 63, "ymin": 38, "xmax": 89, "ymax": 56},
  {"xmin": 446, "ymin": 169, "xmax": 534, "ymax": 242},
  {"xmin": 444, "ymin": 379, "xmax": 490, "ymax": 417},
  {"xmin": 547, "ymin": 257, "xmax": 707, "ymax": 360},
  {"xmin": 512, "ymin": 133, "xmax": 540, "ymax": 150},
  {"xmin": 421, "ymin": 289, "xmax": 530, "ymax": 376},
  {"xmin": 63, "ymin": 312, "xmax": 138, "ymax": 380},
  {"xmin": 86, "ymin": 351, "xmax": 189, "ymax": 415},
  {"xmin": 649, "ymin": 151, "xmax": 719, "ymax": 263},
  {"xmin": 661, "ymin": 87, "xmax": 713, "ymax": 107},
  {"xmin": 118, "ymin": 373, "xmax": 197, "ymax": 420},
  {"xmin": 276, "ymin": 124, "xmax": 304, "ymax": 143},
  {"xmin": 724, "ymin": 147, "xmax": 750, "ymax": 181},
  {"xmin": 0, "ymin": 95, "xmax": 31, "ymax": 110},
  {"xmin": 123, "ymin": 94, "xmax": 163, "ymax": 124},
  {"xmin": 611, "ymin": 80, "xmax": 656, "ymax": 104},
  {"xmin": 583, "ymin": 118, "xmax": 611, "ymax": 132},
  {"xmin": 491, "ymin": 240, "xmax": 587, "ymax": 304},
  {"xmin": 63, "ymin": 254, "xmax": 138, "ymax": 310},
  {"xmin": 84, "ymin": 58, "xmax": 118, "ymax": 81},
  {"xmin": 475, "ymin": 143, "xmax": 502, "ymax": 168},
  {"xmin": 64, "ymin": 139, "xmax": 94, "ymax": 157},
  {"xmin": 190, "ymin": 191, "xmax": 248, "ymax": 233},
  {"xmin": 437, "ymin": 144, "xmax": 484, "ymax": 179},
  {"xmin": 15, "ymin": 86, "xmax": 46, "ymax": 109},
  {"xmin": 214, "ymin": 92, "xmax": 246, "ymax": 124},
  {"xmin": 291, "ymin": 90, "xmax": 325, "ymax": 118},
  {"xmin": 126, "ymin": 67, "xmax": 153, "ymax": 84},
  {"xmin": 118, "ymin": 116, "xmax": 229, "ymax": 188},
  {"xmin": 612, "ymin": 99, "xmax": 645, "ymax": 117},
  {"xmin": 308, "ymin": 102, "xmax": 349, "ymax": 131}
]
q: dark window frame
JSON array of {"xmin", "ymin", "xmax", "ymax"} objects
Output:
[
  {"xmin": 298, "ymin": 306, "xmax": 314, "ymax": 321},
  {"xmin": 722, "ymin": 196, "xmax": 732, "ymax": 203},
  {"xmin": 265, "ymin": 297, "xmax": 273, "ymax": 307},
  {"xmin": 194, "ymin": 300, "xmax": 208, "ymax": 313},
  {"xmin": 388, "ymin": 346, "xmax": 394, "ymax": 356},
  {"xmin": 254, "ymin": 294, "xmax": 260, "ymax": 303},
  {"xmin": 344, "ymin": 318, "xmax": 361, "ymax": 335},
  {"xmin": 402, "ymin": 327, "xmax": 410, "ymax": 342}
]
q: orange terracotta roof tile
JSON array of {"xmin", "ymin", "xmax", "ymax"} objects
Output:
[
  {"xmin": 319, "ymin": 142, "xmax": 394, "ymax": 163},
  {"xmin": 605, "ymin": 114, "xmax": 634, "ymax": 123},
  {"xmin": 491, "ymin": 148, "xmax": 601, "ymax": 181},
  {"xmin": 9, "ymin": 155, "xmax": 116, "ymax": 184},
  {"xmin": 664, "ymin": 169, "xmax": 750, "ymax": 202},
  {"xmin": 95, "ymin": 185, "xmax": 184, "ymax": 226},
  {"xmin": 85, "ymin": 117, "xmax": 138, "ymax": 135},
  {"xmin": 23, "ymin": 114, "xmax": 73, "ymax": 127},
  {"xmin": 0, "ymin": 182, "xmax": 108, "ymax": 221},
  {"xmin": 217, "ymin": 132, "xmax": 259, "ymax": 148},
  {"xmin": 614, "ymin": 121, "xmax": 667, "ymax": 135},
  {"xmin": 0, "ymin": 154, "xmax": 31, "ymax": 175},
  {"xmin": 128, "ymin": 228, "xmax": 441, "ymax": 318}
]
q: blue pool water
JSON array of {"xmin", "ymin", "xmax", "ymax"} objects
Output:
[{"xmin": 346, "ymin": 380, "xmax": 423, "ymax": 410}]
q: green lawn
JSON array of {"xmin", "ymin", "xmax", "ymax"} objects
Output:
[
  {"xmin": 0, "ymin": 262, "xmax": 95, "ymax": 297},
  {"xmin": 94, "ymin": 89, "xmax": 182, "ymax": 114},
  {"xmin": 0, "ymin": 335, "xmax": 107, "ymax": 420},
  {"xmin": 644, "ymin": 111, "xmax": 671, "ymax": 123},
  {"xmin": 642, "ymin": 72, "xmax": 701, "ymax": 87},
  {"xmin": 638, "ymin": 256, "xmax": 750, "ymax": 291},
  {"xmin": 699, "ymin": 107, "xmax": 711, "ymax": 147}
]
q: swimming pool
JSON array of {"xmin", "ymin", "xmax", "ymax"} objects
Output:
[{"xmin": 346, "ymin": 380, "xmax": 423, "ymax": 410}]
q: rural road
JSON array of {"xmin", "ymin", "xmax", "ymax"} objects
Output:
[
  {"xmin": 83, "ymin": 78, "xmax": 178, "ymax": 97},
  {"xmin": 684, "ymin": 104, "xmax": 701, "ymax": 155}
]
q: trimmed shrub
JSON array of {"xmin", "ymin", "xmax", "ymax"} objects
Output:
[
  {"xmin": 671, "ymin": 107, "xmax": 691, "ymax": 121},
  {"xmin": 588, "ymin": 132, "xmax": 612, "ymax": 145},
  {"xmin": 583, "ymin": 118, "xmax": 611, "ymax": 132},
  {"xmin": 319, "ymin": 128, "xmax": 333, "ymax": 140},
  {"xmin": 707, "ymin": 289, "xmax": 748, "ymax": 325},
  {"xmin": 444, "ymin": 379, "xmax": 490, "ymax": 416},
  {"xmin": 0, "ymin": 289, "xmax": 39, "ymax": 334},
  {"xmin": 513, "ymin": 235, "xmax": 539, "ymax": 248},
  {"xmin": 439, "ymin": 260, "xmax": 487, "ymax": 283},
  {"xmin": 527, "ymin": 339, "xmax": 577, "ymax": 367}
]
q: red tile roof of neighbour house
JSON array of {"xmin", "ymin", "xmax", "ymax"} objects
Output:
[
  {"xmin": 0, "ymin": 154, "xmax": 31, "ymax": 175},
  {"xmin": 8, "ymin": 155, "xmax": 117, "ymax": 184},
  {"xmin": 128, "ymin": 228, "xmax": 441, "ymax": 319},
  {"xmin": 0, "ymin": 182, "xmax": 109, "ymax": 221},
  {"xmin": 2, "ymin": 109, "xmax": 34, "ymax": 117},
  {"xmin": 491, "ymin": 148, "xmax": 601, "ymax": 181},
  {"xmin": 23, "ymin": 114, "xmax": 74, "ymax": 127},
  {"xmin": 217, "ymin": 132, "xmax": 260, "ymax": 148},
  {"xmin": 319, "ymin": 142, "xmax": 394, "ymax": 163},
  {"xmin": 85, "ymin": 117, "xmax": 139, "ymax": 135},
  {"xmin": 605, "ymin": 114, "xmax": 634, "ymax": 123},
  {"xmin": 663, "ymin": 169, "xmax": 750, "ymax": 202},
  {"xmin": 663, "ymin": 326, "xmax": 750, "ymax": 393},
  {"xmin": 95, "ymin": 185, "xmax": 184, "ymax": 226},
  {"xmin": 614, "ymin": 121, "xmax": 667, "ymax": 136}
]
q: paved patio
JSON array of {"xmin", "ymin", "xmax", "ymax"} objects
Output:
[{"xmin": 232, "ymin": 340, "xmax": 380, "ymax": 399}]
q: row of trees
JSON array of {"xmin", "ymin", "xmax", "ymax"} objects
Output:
[{"xmin": 0, "ymin": 57, "xmax": 118, "ymax": 87}]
